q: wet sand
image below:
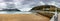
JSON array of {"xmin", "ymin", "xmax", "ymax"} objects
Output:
[{"xmin": 0, "ymin": 14, "xmax": 50, "ymax": 21}]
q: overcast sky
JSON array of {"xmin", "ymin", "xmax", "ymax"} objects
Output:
[{"xmin": 0, "ymin": 0, "xmax": 60, "ymax": 11}]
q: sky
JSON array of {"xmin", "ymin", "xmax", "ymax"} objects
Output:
[{"xmin": 0, "ymin": 0, "xmax": 60, "ymax": 11}]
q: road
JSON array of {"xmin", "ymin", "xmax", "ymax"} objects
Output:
[{"xmin": 58, "ymin": 13, "xmax": 60, "ymax": 21}]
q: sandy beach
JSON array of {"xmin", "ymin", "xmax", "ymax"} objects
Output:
[{"xmin": 0, "ymin": 14, "xmax": 50, "ymax": 21}]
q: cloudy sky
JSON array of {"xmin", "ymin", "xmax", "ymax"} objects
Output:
[{"xmin": 0, "ymin": 0, "xmax": 60, "ymax": 11}]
